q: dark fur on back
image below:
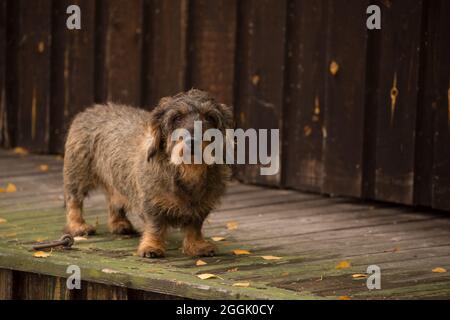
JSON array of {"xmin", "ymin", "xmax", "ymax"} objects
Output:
[{"xmin": 63, "ymin": 89, "xmax": 233, "ymax": 257}]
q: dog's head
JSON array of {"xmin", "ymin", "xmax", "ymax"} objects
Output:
[{"xmin": 147, "ymin": 89, "xmax": 234, "ymax": 166}]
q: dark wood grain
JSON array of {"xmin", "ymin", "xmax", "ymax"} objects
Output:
[
  {"xmin": 0, "ymin": 269, "xmax": 13, "ymax": 299},
  {"xmin": 373, "ymin": 0, "xmax": 424, "ymax": 204},
  {"xmin": 142, "ymin": 0, "xmax": 189, "ymax": 109},
  {"xmin": 96, "ymin": 0, "xmax": 143, "ymax": 106},
  {"xmin": 13, "ymin": 0, "xmax": 52, "ymax": 153},
  {"xmin": 322, "ymin": 0, "xmax": 369, "ymax": 197},
  {"xmin": 429, "ymin": 0, "xmax": 450, "ymax": 211},
  {"xmin": 187, "ymin": 0, "xmax": 237, "ymax": 106},
  {"xmin": 50, "ymin": 0, "xmax": 96, "ymax": 154},
  {"xmin": 282, "ymin": 0, "xmax": 327, "ymax": 192},
  {"xmin": 0, "ymin": 0, "xmax": 6, "ymax": 147},
  {"xmin": 234, "ymin": 0, "xmax": 287, "ymax": 186}
]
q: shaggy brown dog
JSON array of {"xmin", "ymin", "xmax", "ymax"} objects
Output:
[{"xmin": 63, "ymin": 90, "xmax": 233, "ymax": 257}]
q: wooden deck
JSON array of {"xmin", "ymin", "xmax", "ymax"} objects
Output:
[{"xmin": 0, "ymin": 148, "xmax": 449, "ymax": 300}]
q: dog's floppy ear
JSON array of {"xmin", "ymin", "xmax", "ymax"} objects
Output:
[
  {"xmin": 147, "ymin": 97, "xmax": 172, "ymax": 161},
  {"xmin": 217, "ymin": 103, "xmax": 235, "ymax": 130}
]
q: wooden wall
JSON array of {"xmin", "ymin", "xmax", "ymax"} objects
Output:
[{"xmin": 0, "ymin": 0, "xmax": 449, "ymax": 211}]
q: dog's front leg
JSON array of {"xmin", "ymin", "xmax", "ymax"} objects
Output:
[
  {"xmin": 137, "ymin": 218, "xmax": 167, "ymax": 258},
  {"xmin": 182, "ymin": 222, "xmax": 216, "ymax": 257}
]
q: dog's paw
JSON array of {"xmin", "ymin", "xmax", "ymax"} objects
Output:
[
  {"xmin": 183, "ymin": 241, "xmax": 216, "ymax": 257},
  {"xmin": 137, "ymin": 245, "xmax": 165, "ymax": 258},
  {"xmin": 109, "ymin": 219, "xmax": 136, "ymax": 235},
  {"xmin": 65, "ymin": 222, "xmax": 96, "ymax": 236}
]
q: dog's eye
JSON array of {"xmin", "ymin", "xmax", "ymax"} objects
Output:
[
  {"xmin": 171, "ymin": 115, "xmax": 182, "ymax": 126},
  {"xmin": 205, "ymin": 114, "xmax": 216, "ymax": 125}
]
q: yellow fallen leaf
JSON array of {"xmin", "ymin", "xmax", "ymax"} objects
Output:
[
  {"xmin": 33, "ymin": 251, "xmax": 51, "ymax": 258},
  {"xmin": 432, "ymin": 267, "xmax": 447, "ymax": 273},
  {"xmin": 352, "ymin": 273, "xmax": 368, "ymax": 279},
  {"xmin": 261, "ymin": 255, "xmax": 282, "ymax": 260},
  {"xmin": 13, "ymin": 147, "xmax": 29, "ymax": 155},
  {"xmin": 227, "ymin": 221, "xmax": 238, "ymax": 230},
  {"xmin": 74, "ymin": 236, "xmax": 88, "ymax": 242},
  {"xmin": 330, "ymin": 61, "xmax": 339, "ymax": 76},
  {"xmin": 233, "ymin": 249, "xmax": 251, "ymax": 255},
  {"xmin": 336, "ymin": 260, "xmax": 351, "ymax": 269},
  {"xmin": 211, "ymin": 236, "xmax": 226, "ymax": 242},
  {"xmin": 35, "ymin": 237, "xmax": 48, "ymax": 242},
  {"xmin": 0, "ymin": 218, "xmax": 7, "ymax": 224},
  {"xmin": 196, "ymin": 259, "xmax": 207, "ymax": 266},
  {"xmin": 0, "ymin": 184, "xmax": 15, "ymax": 193},
  {"xmin": 232, "ymin": 282, "xmax": 250, "ymax": 287},
  {"xmin": 197, "ymin": 273, "xmax": 222, "ymax": 280},
  {"xmin": 339, "ymin": 296, "xmax": 351, "ymax": 300},
  {"xmin": 102, "ymin": 268, "xmax": 119, "ymax": 274},
  {"xmin": 39, "ymin": 164, "xmax": 49, "ymax": 172},
  {"xmin": 227, "ymin": 268, "xmax": 238, "ymax": 273}
]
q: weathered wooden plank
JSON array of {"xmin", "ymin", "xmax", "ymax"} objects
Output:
[
  {"xmin": 282, "ymin": 0, "xmax": 327, "ymax": 192},
  {"xmin": 13, "ymin": 0, "xmax": 52, "ymax": 153},
  {"xmin": 96, "ymin": 0, "xmax": 143, "ymax": 106},
  {"xmin": 50, "ymin": 0, "xmax": 96, "ymax": 154},
  {"xmin": 373, "ymin": 0, "xmax": 424, "ymax": 204},
  {"xmin": 0, "ymin": 0, "xmax": 6, "ymax": 148},
  {"xmin": 234, "ymin": 0, "xmax": 287, "ymax": 186},
  {"xmin": 12, "ymin": 272, "xmax": 72, "ymax": 300},
  {"xmin": 187, "ymin": 0, "xmax": 237, "ymax": 106},
  {"xmin": 322, "ymin": 0, "xmax": 369, "ymax": 197},
  {"xmin": 429, "ymin": 0, "xmax": 450, "ymax": 211},
  {"xmin": 0, "ymin": 268, "xmax": 13, "ymax": 299},
  {"xmin": 83, "ymin": 282, "xmax": 128, "ymax": 300},
  {"xmin": 142, "ymin": 0, "xmax": 188, "ymax": 109}
]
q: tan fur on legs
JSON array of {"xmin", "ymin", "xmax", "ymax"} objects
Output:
[
  {"xmin": 107, "ymin": 191, "xmax": 135, "ymax": 235},
  {"xmin": 64, "ymin": 197, "xmax": 96, "ymax": 236},
  {"xmin": 137, "ymin": 222, "xmax": 167, "ymax": 258},
  {"xmin": 182, "ymin": 225, "xmax": 216, "ymax": 257}
]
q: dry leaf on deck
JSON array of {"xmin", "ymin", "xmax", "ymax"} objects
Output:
[
  {"xmin": 261, "ymin": 255, "xmax": 282, "ymax": 261},
  {"xmin": 0, "ymin": 218, "xmax": 7, "ymax": 224},
  {"xmin": 432, "ymin": 267, "xmax": 447, "ymax": 273},
  {"xmin": 232, "ymin": 282, "xmax": 250, "ymax": 287},
  {"xmin": 339, "ymin": 296, "xmax": 351, "ymax": 300},
  {"xmin": 352, "ymin": 274, "xmax": 368, "ymax": 279},
  {"xmin": 1, "ymin": 183, "xmax": 17, "ymax": 193},
  {"xmin": 336, "ymin": 260, "xmax": 351, "ymax": 269},
  {"xmin": 197, "ymin": 273, "xmax": 222, "ymax": 280},
  {"xmin": 39, "ymin": 164, "xmax": 49, "ymax": 172},
  {"xmin": 74, "ymin": 236, "xmax": 88, "ymax": 242},
  {"xmin": 227, "ymin": 268, "xmax": 238, "ymax": 273},
  {"xmin": 211, "ymin": 236, "xmax": 226, "ymax": 242},
  {"xmin": 232, "ymin": 249, "xmax": 251, "ymax": 255},
  {"xmin": 102, "ymin": 268, "xmax": 120, "ymax": 274},
  {"xmin": 196, "ymin": 260, "xmax": 207, "ymax": 266},
  {"xmin": 13, "ymin": 147, "xmax": 29, "ymax": 155},
  {"xmin": 33, "ymin": 251, "xmax": 51, "ymax": 258},
  {"xmin": 226, "ymin": 221, "xmax": 238, "ymax": 230}
]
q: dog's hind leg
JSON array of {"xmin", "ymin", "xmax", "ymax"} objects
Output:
[
  {"xmin": 64, "ymin": 193, "xmax": 96, "ymax": 236},
  {"xmin": 107, "ymin": 190, "xmax": 135, "ymax": 235}
]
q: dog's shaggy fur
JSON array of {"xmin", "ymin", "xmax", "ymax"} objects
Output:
[{"xmin": 63, "ymin": 90, "xmax": 233, "ymax": 258}]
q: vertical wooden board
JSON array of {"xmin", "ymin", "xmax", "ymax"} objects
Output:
[
  {"xmin": 234, "ymin": 0, "xmax": 287, "ymax": 186},
  {"xmin": 142, "ymin": 0, "xmax": 188, "ymax": 109},
  {"xmin": 187, "ymin": 0, "xmax": 237, "ymax": 106},
  {"xmin": 0, "ymin": 269, "xmax": 13, "ymax": 299},
  {"xmin": 430, "ymin": 0, "xmax": 450, "ymax": 211},
  {"xmin": 14, "ymin": 0, "xmax": 52, "ymax": 153},
  {"xmin": 373, "ymin": 0, "xmax": 423, "ymax": 204},
  {"xmin": 282, "ymin": 0, "xmax": 327, "ymax": 192},
  {"xmin": 12, "ymin": 272, "xmax": 72, "ymax": 300},
  {"xmin": 0, "ymin": 0, "xmax": 6, "ymax": 147},
  {"xmin": 50, "ymin": 0, "xmax": 96, "ymax": 154},
  {"xmin": 322, "ymin": 0, "xmax": 369, "ymax": 197},
  {"xmin": 83, "ymin": 281, "xmax": 128, "ymax": 300},
  {"xmin": 96, "ymin": 0, "xmax": 143, "ymax": 106}
]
